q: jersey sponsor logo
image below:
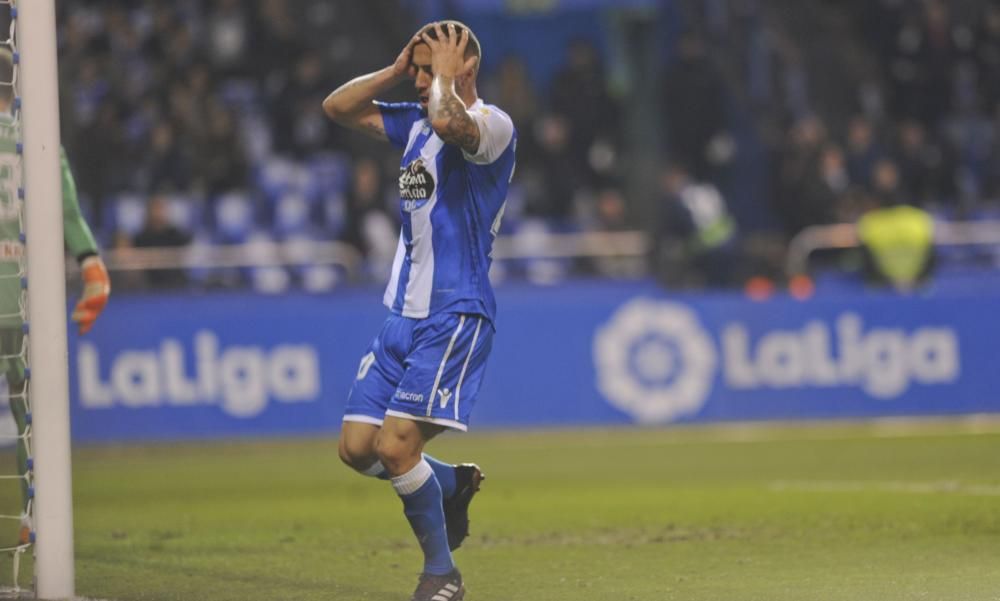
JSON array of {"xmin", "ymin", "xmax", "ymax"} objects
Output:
[
  {"xmin": 395, "ymin": 390, "xmax": 425, "ymax": 403},
  {"xmin": 77, "ymin": 331, "xmax": 320, "ymax": 419},
  {"xmin": 594, "ymin": 299, "xmax": 962, "ymax": 424},
  {"xmin": 399, "ymin": 158, "xmax": 435, "ymax": 210}
]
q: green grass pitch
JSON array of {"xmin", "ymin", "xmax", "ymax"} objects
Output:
[{"xmin": 2, "ymin": 420, "xmax": 1000, "ymax": 600}]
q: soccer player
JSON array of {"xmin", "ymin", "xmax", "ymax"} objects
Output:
[
  {"xmin": 0, "ymin": 48, "xmax": 111, "ymax": 545},
  {"xmin": 323, "ymin": 21, "xmax": 516, "ymax": 601}
]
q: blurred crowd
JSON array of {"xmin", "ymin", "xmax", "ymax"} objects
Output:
[
  {"xmin": 40, "ymin": 0, "xmax": 1000, "ymax": 291},
  {"xmin": 772, "ymin": 0, "xmax": 1000, "ymax": 230},
  {"xmin": 655, "ymin": 0, "xmax": 1000, "ymax": 287}
]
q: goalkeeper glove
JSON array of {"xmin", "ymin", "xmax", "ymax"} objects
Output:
[{"xmin": 71, "ymin": 256, "xmax": 110, "ymax": 335}]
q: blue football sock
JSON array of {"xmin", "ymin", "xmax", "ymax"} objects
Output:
[
  {"xmin": 392, "ymin": 459, "xmax": 455, "ymax": 576},
  {"xmin": 423, "ymin": 454, "xmax": 457, "ymax": 498}
]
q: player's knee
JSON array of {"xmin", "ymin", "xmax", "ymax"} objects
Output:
[
  {"xmin": 374, "ymin": 431, "xmax": 421, "ymax": 475},
  {"xmin": 338, "ymin": 436, "xmax": 377, "ymax": 472}
]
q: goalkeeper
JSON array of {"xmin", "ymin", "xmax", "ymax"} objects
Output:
[{"xmin": 0, "ymin": 48, "xmax": 110, "ymax": 545}]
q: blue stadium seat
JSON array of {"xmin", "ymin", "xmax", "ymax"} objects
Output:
[
  {"xmin": 511, "ymin": 219, "xmax": 571, "ymax": 285},
  {"xmin": 214, "ymin": 192, "xmax": 256, "ymax": 244},
  {"xmin": 283, "ymin": 231, "xmax": 343, "ymax": 293},
  {"xmin": 184, "ymin": 233, "xmax": 216, "ymax": 287},
  {"xmin": 164, "ymin": 194, "xmax": 201, "ymax": 233},
  {"xmin": 106, "ymin": 193, "xmax": 146, "ymax": 238},
  {"xmin": 273, "ymin": 192, "xmax": 313, "ymax": 237},
  {"xmin": 218, "ymin": 80, "xmax": 262, "ymax": 112},
  {"xmin": 243, "ymin": 230, "xmax": 290, "ymax": 294},
  {"xmin": 323, "ymin": 192, "xmax": 348, "ymax": 237},
  {"xmin": 252, "ymin": 266, "xmax": 292, "ymax": 294},
  {"xmin": 306, "ymin": 153, "xmax": 351, "ymax": 201}
]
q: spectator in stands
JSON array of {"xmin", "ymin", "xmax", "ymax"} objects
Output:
[
  {"xmin": 550, "ymin": 38, "xmax": 619, "ymax": 166},
  {"xmin": 662, "ymin": 31, "xmax": 729, "ymax": 179},
  {"xmin": 858, "ymin": 203, "xmax": 936, "ymax": 291},
  {"xmin": 484, "ymin": 56, "xmax": 539, "ymax": 161},
  {"xmin": 207, "ymin": 0, "xmax": 253, "ymax": 78},
  {"xmin": 791, "ymin": 143, "xmax": 850, "ymax": 229},
  {"xmin": 653, "ymin": 163, "xmax": 738, "ymax": 288},
  {"xmin": 48, "ymin": 0, "xmax": 1000, "ymax": 292},
  {"xmin": 895, "ymin": 119, "xmax": 957, "ymax": 206},
  {"xmin": 871, "ymin": 158, "xmax": 905, "ymax": 207},
  {"xmin": 195, "ymin": 100, "xmax": 250, "ymax": 197},
  {"xmin": 974, "ymin": 2, "xmax": 1000, "ymax": 110},
  {"xmin": 987, "ymin": 105, "xmax": 1000, "ymax": 199},
  {"xmin": 525, "ymin": 115, "xmax": 580, "ymax": 221},
  {"xmin": 134, "ymin": 123, "xmax": 194, "ymax": 194},
  {"xmin": 886, "ymin": 0, "xmax": 963, "ymax": 127},
  {"xmin": 133, "ymin": 195, "xmax": 193, "ymax": 289},
  {"xmin": 341, "ymin": 158, "xmax": 397, "ymax": 279},
  {"xmin": 845, "ymin": 115, "xmax": 885, "ymax": 187},
  {"xmin": 271, "ymin": 50, "xmax": 335, "ymax": 158},
  {"xmin": 586, "ymin": 186, "xmax": 644, "ymax": 278},
  {"xmin": 776, "ymin": 115, "xmax": 833, "ymax": 236}
]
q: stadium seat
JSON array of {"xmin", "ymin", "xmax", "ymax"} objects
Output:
[
  {"xmin": 214, "ymin": 192, "xmax": 256, "ymax": 244},
  {"xmin": 512, "ymin": 219, "xmax": 570, "ymax": 285},
  {"xmin": 244, "ymin": 230, "xmax": 290, "ymax": 294},
  {"xmin": 252, "ymin": 266, "xmax": 292, "ymax": 294},
  {"xmin": 306, "ymin": 153, "xmax": 351, "ymax": 201},
  {"xmin": 273, "ymin": 192, "xmax": 313, "ymax": 237},
  {"xmin": 323, "ymin": 193, "xmax": 348, "ymax": 238},
  {"xmin": 165, "ymin": 195, "xmax": 201, "ymax": 233},
  {"xmin": 107, "ymin": 193, "xmax": 147, "ymax": 238}
]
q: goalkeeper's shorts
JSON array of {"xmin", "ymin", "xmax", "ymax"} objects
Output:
[{"xmin": 342, "ymin": 312, "xmax": 494, "ymax": 432}]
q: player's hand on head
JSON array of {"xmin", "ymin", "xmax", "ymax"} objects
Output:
[
  {"xmin": 392, "ymin": 33, "xmax": 422, "ymax": 79},
  {"xmin": 71, "ymin": 256, "xmax": 110, "ymax": 335},
  {"xmin": 421, "ymin": 23, "xmax": 478, "ymax": 79}
]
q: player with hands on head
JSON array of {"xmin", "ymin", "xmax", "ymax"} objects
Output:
[{"xmin": 324, "ymin": 20, "xmax": 516, "ymax": 601}]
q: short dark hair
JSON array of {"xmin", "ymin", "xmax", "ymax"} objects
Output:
[
  {"xmin": 0, "ymin": 48, "xmax": 12, "ymax": 104},
  {"xmin": 419, "ymin": 20, "xmax": 482, "ymax": 63}
]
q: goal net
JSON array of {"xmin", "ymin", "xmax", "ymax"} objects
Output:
[{"xmin": 0, "ymin": 0, "xmax": 76, "ymax": 598}]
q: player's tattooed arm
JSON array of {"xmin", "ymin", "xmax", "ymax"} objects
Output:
[
  {"xmin": 423, "ymin": 24, "xmax": 481, "ymax": 154},
  {"xmin": 428, "ymin": 75, "xmax": 480, "ymax": 153},
  {"xmin": 322, "ymin": 34, "xmax": 421, "ymax": 141}
]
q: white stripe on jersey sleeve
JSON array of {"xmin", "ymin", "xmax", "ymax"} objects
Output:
[{"xmin": 462, "ymin": 101, "xmax": 514, "ymax": 165}]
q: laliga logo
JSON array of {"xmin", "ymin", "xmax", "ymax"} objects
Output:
[
  {"xmin": 593, "ymin": 299, "xmax": 716, "ymax": 423},
  {"xmin": 77, "ymin": 331, "xmax": 320, "ymax": 419},
  {"xmin": 594, "ymin": 299, "xmax": 962, "ymax": 424}
]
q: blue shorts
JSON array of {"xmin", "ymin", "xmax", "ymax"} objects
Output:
[{"xmin": 343, "ymin": 312, "xmax": 494, "ymax": 432}]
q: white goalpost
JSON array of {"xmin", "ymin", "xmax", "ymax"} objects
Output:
[{"xmin": 16, "ymin": 0, "xmax": 76, "ymax": 598}]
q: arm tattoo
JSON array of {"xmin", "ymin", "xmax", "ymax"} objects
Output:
[
  {"xmin": 429, "ymin": 76, "xmax": 481, "ymax": 154},
  {"xmin": 362, "ymin": 120, "xmax": 387, "ymax": 140}
]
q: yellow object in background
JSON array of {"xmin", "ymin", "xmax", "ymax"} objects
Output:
[{"xmin": 857, "ymin": 205, "xmax": 934, "ymax": 289}]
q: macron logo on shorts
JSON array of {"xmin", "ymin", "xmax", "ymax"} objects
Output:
[{"xmin": 395, "ymin": 390, "xmax": 425, "ymax": 403}]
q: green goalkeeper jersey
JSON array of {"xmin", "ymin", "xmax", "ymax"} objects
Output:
[{"xmin": 0, "ymin": 114, "xmax": 99, "ymax": 329}]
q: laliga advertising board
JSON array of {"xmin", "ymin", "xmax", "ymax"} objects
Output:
[{"xmin": 56, "ymin": 282, "xmax": 1000, "ymax": 442}]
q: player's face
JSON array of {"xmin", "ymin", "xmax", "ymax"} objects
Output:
[{"xmin": 412, "ymin": 43, "xmax": 433, "ymax": 109}]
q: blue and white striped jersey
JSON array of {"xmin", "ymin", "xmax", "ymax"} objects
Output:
[{"xmin": 377, "ymin": 99, "xmax": 516, "ymax": 323}]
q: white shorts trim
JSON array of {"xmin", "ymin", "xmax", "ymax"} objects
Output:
[
  {"xmin": 385, "ymin": 410, "xmax": 468, "ymax": 432},
  {"xmin": 343, "ymin": 414, "xmax": 384, "ymax": 426}
]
